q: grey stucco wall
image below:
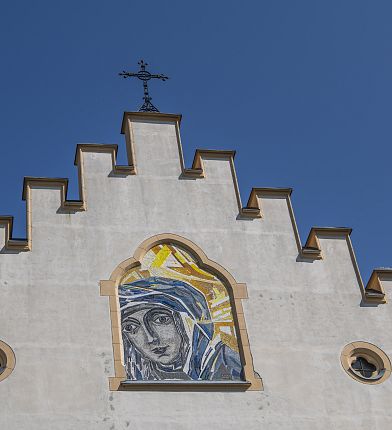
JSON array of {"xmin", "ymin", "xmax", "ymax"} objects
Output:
[{"xmin": 0, "ymin": 114, "xmax": 391, "ymax": 429}]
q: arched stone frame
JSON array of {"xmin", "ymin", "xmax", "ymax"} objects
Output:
[
  {"xmin": 341, "ymin": 341, "xmax": 391, "ymax": 385},
  {"xmin": 100, "ymin": 233, "xmax": 263, "ymax": 391},
  {"xmin": 0, "ymin": 340, "xmax": 16, "ymax": 383}
]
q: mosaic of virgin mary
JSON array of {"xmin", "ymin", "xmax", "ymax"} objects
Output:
[{"xmin": 118, "ymin": 243, "xmax": 244, "ymax": 382}]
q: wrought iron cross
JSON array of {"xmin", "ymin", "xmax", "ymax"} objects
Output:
[{"xmin": 119, "ymin": 60, "xmax": 169, "ymax": 112}]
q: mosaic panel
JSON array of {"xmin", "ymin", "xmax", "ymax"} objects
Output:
[{"xmin": 118, "ymin": 243, "xmax": 243, "ymax": 381}]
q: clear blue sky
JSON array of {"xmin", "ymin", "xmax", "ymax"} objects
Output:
[{"xmin": 1, "ymin": 1, "xmax": 391, "ymax": 281}]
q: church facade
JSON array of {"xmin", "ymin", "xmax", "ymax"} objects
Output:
[{"xmin": 0, "ymin": 111, "xmax": 391, "ymax": 429}]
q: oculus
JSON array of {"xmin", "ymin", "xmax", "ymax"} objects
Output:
[
  {"xmin": 0, "ymin": 350, "xmax": 5, "ymax": 374},
  {"xmin": 0, "ymin": 340, "xmax": 16, "ymax": 383},
  {"xmin": 341, "ymin": 342, "xmax": 391, "ymax": 384}
]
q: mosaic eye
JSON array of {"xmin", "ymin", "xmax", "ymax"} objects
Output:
[
  {"xmin": 123, "ymin": 321, "xmax": 140, "ymax": 334},
  {"xmin": 151, "ymin": 314, "xmax": 172, "ymax": 325}
]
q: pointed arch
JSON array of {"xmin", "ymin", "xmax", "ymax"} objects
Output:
[{"xmin": 100, "ymin": 233, "xmax": 262, "ymax": 391}]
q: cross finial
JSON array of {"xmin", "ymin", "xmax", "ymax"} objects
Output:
[{"xmin": 119, "ymin": 60, "xmax": 169, "ymax": 112}]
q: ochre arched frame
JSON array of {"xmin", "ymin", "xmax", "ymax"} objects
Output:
[
  {"xmin": 100, "ymin": 233, "xmax": 262, "ymax": 391},
  {"xmin": 0, "ymin": 340, "xmax": 16, "ymax": 383},
  {"xmin": 341, "ymin": 341, "xmax": 391, "ymax": 384}
]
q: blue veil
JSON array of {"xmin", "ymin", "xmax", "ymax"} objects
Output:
[{"xmin": 119, "ymin": 277, "xmax": 215, "ymax": 380}]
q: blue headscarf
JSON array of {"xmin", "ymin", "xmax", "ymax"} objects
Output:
[{"xmin": 119, "ymin": 277, "xmax": 214, "ymax": 380}]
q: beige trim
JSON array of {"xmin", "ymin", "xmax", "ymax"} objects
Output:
[
  {"xmin": 0, "ymin": 140, "xmax": 136, "ymax": 251},
  {"xmin": 0, "ymin": 111, "xmax": 388, "ymax": 304},
  {"xmin": 303, "ymin": 227, "xmax": 352, "ymax": 255},
  {"xmin": 121, "ymin": 111, "xmax": 182, "ymax": 133},
  {"xmin": 298, "ymin": 228, "xmax": 383, "ymax": 304},
  {"xmin": 364, "ymin": 269, "xmax": 392, "ymax": 304},
  {"xmin": 0, "ymin": 216, "xmax": 29, "ymax": 251},
  {"xmin": 75, "ymin": 144, "xmax": 136, "ymax": 176},
  {"xmin": 341, "ymin": 341, "xmax": 391, "ymax": 385},
  {"xmin": 23, "ymin": 177, "xmax": 86, "ymax": 210},
  {"xmin": 0, "ymin": 184, "xmax": 32, "ymax": 251},
  {"xmin": 100, "ymin": 233, "xmax": 262, "ymax": 391},
  {"xmin": 0, "ymin": 340, "xmax": 16, "ymax": 382}
]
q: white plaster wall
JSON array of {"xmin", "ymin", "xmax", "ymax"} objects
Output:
[{"xmin": 0, "ymin": 115, "xmax": 391, "ymax": 430}]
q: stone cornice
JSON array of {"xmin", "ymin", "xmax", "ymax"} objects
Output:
[{"xmin": 0, "ymin": 111, "xmax": 389, "ymax": 304}]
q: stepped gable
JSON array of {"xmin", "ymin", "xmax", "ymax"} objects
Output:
[{"xmin": 0, "ymin": 111, "xmax": 391, "ymax": 303}]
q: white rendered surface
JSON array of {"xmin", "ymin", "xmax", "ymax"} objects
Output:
[{"xmin": 0, "ymin": 115, "xmax": 391, "ymax": 429}]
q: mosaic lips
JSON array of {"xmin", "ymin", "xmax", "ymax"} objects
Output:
[{"xmin": 151, "ymin": 346, "xmax": 169, "ymax": 357}]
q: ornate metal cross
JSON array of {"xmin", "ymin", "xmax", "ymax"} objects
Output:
[{"xmin": 119, "ymin": 60, "xmax": 169, "ymax": 112}]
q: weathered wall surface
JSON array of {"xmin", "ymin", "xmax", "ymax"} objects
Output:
[{"xmin": 0, "ymin": 113, "xmax": 391, "ymax": 429}]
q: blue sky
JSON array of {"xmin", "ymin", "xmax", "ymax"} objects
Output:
[{"xmin": 1, "ymin": 1, "xmax": 391, "ymax": 281}]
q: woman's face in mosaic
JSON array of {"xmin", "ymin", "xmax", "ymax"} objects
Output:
[{"xmin": 122, "ymin": 306, "xmax": 183, "ymax": 366}]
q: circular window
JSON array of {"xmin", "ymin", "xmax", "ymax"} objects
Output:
[
  {"xmin": 341, "ymin": 342, "xmax": 391, "ymax": 384},
  {"xmin": 0, "ymin": 340, "xmax": 16, "ymax": 382},
  {"xmin": 0, "ymin": 349, "xmax": 6, "ymax": 372}
]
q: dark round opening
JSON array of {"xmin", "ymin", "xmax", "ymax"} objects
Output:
[
  {"xmin": 0, "ymin": 350, "xmax": 6, "ymax": 374},
  {"xmin": 351, "ymin": 356, "xmax": 378, "ymax": 379}
]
